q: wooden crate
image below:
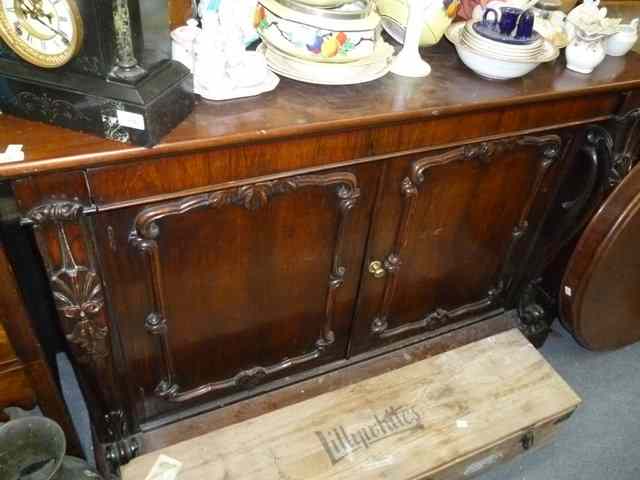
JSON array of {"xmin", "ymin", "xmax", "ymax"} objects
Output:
[{"xmin": 123, "ymin": 329, "xmax": 580, "ymax": 480}]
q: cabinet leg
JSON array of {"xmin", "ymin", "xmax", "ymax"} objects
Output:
[{"xmin": 517, "ymin": 280, "xmax": 554, "ymax": 348}]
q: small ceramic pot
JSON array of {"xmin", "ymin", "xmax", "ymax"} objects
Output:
[
  {"xmin": 171, "ymin": 19, "xmax": 201, "ymax": 72},
  {"xmin": 255, "ymin": 0, "xmax": 380, "ymax": 63},
  {"xmin": 605, "ymin": 18, "xmax": 638, "ymax": 57},
  {"xmin": 566, "ymin": 29, "xmax": 606, "ymax": 74}
]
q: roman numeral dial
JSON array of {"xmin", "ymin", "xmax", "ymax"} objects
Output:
[{"xmin": 0, "ymin": 0, "xmax": 83, "ymax": 68}]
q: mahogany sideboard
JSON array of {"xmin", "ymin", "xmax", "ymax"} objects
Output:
[{"xmin": 1, "ymin": 43, "xmax": 639, "ymax": 477}]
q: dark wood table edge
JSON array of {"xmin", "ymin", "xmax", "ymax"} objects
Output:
[{"xmin": 1, "ymin": 80, "xmax": 639, "ymax": 180}]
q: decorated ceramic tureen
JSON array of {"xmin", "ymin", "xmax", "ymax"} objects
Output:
[{"xmin": 255, "ymin": 0, "xmax": 381, "ymax": 62}]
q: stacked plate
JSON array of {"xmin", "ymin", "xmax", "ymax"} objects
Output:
[
  {"xmin": 446, "ymin": 21, "xmax": 560, "ymax": 80},
  {"xmin": 256, "ymin": 0, "xmax": 394, "ymax": 84},
  {"xmin": 259, "ymin": 41, "xmax": 394, "ymax": 85}
]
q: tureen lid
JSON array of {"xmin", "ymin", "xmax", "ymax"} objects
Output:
[{"xmin": 274, "ymin": 0, "xmax": 373, "ymax": 20}]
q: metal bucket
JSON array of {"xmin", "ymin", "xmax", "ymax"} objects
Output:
[
  {"xmin": 0, "ymin": 417, "xmax": 66, "ymax": 480},
  {"xmin": 0, "ymin": 417, "xmax": 102, "ymax": 480}
]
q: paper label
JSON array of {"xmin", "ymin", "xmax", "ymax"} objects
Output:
[
  {"xmin": 456, "ymin": 419, "xmax": 470, "ymax": 429},
  {"xmin": 117, "ymin": 110, "xmax": 146, "ymax": 130},
  {"xmin": 0, "ymin": 144, "xmax": 25, "ymax": 163},
  {"xmin": 144, "ymin": 454, "xmax": 182, "ymax": 480}
]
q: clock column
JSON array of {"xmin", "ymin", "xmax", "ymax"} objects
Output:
[{"xmin": 110, "ymin": 0, "xmax": 146, "ymax": 81}]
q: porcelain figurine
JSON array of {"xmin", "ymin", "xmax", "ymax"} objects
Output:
[
  {"xmin": 391, "ymin": 0, "xmax": 433, "ymax": 76},
  {"xmin": 199, "ymin": 0, "xmax": 259, "ymax": 46},
  {"xmin": 565, "ymin": 28, "xmax": 607, "ymax": 74},
  {"xmin": 194, "ymin": 10, "xmax": 279, "ymax": 101},
  {"xmin": 605, "ymin": 18, "xmax": 638, "ymax": 57}
]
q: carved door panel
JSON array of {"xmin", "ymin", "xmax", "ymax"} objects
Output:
[
  {"xmin": 93, "ymin": 164, "xmax": 378, "ymax": 421},
  {"xmin": 350, "ymin": 134, "xmax": 564, "ymax": 354}
]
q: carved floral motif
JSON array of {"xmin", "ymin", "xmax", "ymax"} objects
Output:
[
  {"xmin": 28, "ymin": 201, "xmax": 109, "ymax": 364},
  {"xmin": 16, "ymin": 92, "xmax": 89, "ymax": 124}
]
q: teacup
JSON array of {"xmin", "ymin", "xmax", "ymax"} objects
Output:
[{"xmin": 483, "ymin": 6, "xmax": 535, "ymax": 38}]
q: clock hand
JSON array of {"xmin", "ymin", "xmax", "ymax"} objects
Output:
[{"xmin": 18, "ymin": 2, "xmax": 70, "ymax": 44}]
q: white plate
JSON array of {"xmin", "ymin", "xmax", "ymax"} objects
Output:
[
  {"xmin": 260, "ymin": 43, "xmax": 392, "ymax": 84},
  {"xmin": 461, "ymin": 34, "xmax": 544, "ymax": 59},
  {"xmin": 197, "ymin": 70, "xmax": 281, "ymax": 101},
  {"xmin": 447, "ymin": 22, "xmax": 559, "ymax": 64},
  {"xmin": 463, "ymin": 23, "xmax": 544, "ymax": 51},
  {"xmin": 262, "ymin": 38, "xmax": 394, "ymax": 75}
]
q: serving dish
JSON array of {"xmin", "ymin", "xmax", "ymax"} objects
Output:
[
  {"xmin": 446, "ymin": 21, "xmax": 559, "ymax": 79},
  {"xmin": 255, "ymin": 0, "xmax": 380, "ymax": 63}
]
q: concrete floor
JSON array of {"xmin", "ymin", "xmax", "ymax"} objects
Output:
[
  {"xmin": 480, "ymin": 326, "xmax": 640, "ymax": 480},
  {"xmin": 8, "ymin": 323, "xmax": 640, "ymax": 479}
]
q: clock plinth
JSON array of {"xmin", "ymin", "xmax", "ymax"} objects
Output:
[
  {"xmin": 0, "ymin": 0, "xmax": 194, "ymax": 147},
  {"xmin": 0, "ymin": 58, "xmax": 194, "ymax": 147}
]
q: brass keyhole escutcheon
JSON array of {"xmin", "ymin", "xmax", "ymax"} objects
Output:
[{"xmin": 369, "ymin": 260, "xmax": 386, "ymax": 279}]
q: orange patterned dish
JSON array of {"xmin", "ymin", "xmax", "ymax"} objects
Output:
[{"xmin": 255, "ymin": 0, "xmax": 381, "ymax": 63}]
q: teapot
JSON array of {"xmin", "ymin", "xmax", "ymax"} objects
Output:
[{"xmin": 605, "ymin": 18, "xmax": 639, "ymax": 57}]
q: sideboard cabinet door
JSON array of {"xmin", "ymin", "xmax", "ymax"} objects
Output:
[
  {"xmin": 351, "ymin": 134, "xmax": 566, "ymax": 354},
  {"xmin": 93, "ymin": 164, "xmax": 378, "ymax": 421}
]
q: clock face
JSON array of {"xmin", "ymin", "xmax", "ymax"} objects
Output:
[{"xmin": 0, "ymin": 0, "xmax": 83, "ymax": 68}]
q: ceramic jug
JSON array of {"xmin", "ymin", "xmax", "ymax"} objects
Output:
[
  {"xmin": 605, "ymin": 18, "xmax": 638, "ymax": 57},
  {"xmin": 566, "ymin": 28, "xmax": 606, "ymax": 74},
  {"xmin": 377, "ymin": 0, "xmax": 461, "ymax": 46}
]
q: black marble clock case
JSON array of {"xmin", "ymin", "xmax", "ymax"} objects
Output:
[{"xmin": 0, "ymin": 0, "xmax": 194, "ymax": 147}]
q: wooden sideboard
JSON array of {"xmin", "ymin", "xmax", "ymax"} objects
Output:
[{"xmin": 1, "ymin": 42, "xmax": 639, "ymax": 477}]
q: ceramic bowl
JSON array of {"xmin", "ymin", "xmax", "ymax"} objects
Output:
[
  {"xmin": 455, "ymin": 43, "xmax": 540, "ymax": 79},
  {"xmin": 377, "ymin": 0, "xmax": 460, "ymax": 47},
  {"xmin": 446, "ymin": 22, "xmax": 559, "ymax": 79},
  {"xmin": 255, "ymin": 0, "xmax": 380, "ymax": 63}
]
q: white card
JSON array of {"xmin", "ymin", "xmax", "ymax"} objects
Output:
[
  {"xmin": 0, "ymin": 144, "xmax": 24, "ymax": 163},
  {"xmin": 117, "ymin": 110, "xmax": 146, "ymax": 130},
  {"xmin": 144, "ymin": 454, "xmax": 183, "ymax": 480}
]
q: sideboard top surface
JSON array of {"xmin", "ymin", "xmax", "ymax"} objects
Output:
[{"xmin": 1, "ymin": 44, "xmax": 640, "ymax": 178}]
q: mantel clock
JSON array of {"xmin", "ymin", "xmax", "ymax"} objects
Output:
[{"xmin": 0, "ymin": 0, "xmax": 193, "ymax": 146}]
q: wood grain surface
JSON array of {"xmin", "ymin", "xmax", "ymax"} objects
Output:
[
  {"xmin": 123, "ymin": 329, "xmax": 580, "ymax": 480},
  {"xmin": 1, "ymin": 43, "xmax": 639, "ymax": 177},
  {"xmin": 560, "ymin": 162, "xmax": 640, "ymax": 350}
]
